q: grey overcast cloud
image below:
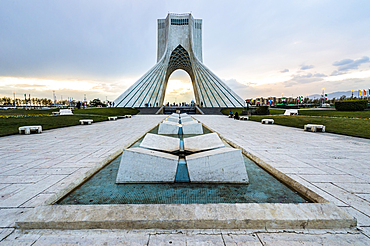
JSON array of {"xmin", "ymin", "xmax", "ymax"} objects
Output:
[{"xmin": 1, "ymin": 0, "xmax": 370, "ymax": 102}]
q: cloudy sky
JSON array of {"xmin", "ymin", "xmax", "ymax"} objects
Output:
[{"xmin": 1, "ymin": 0, "xmax": 370, "ymax": 103}]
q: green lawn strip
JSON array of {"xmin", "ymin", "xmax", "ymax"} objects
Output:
[
  {"xmin": 268, "ymin": 109, "xmax": 285, "ymax": 115},
  {"xmin": 298, "ymin": 109, "xmax": 370, "ymax": 119},
  {"xmin": 73, "ymin": 107, "xmax": 139, "ymax": 116},
  {"xmin": 248, "ymin": 115, "xmax": 370, "ymax": 139},
  {"xmin": 220, "ymin": 107, "xmax": 245, "ymax": 115},
  {"xmin": 0, "ymin": 107, "xmax": 139, "ymax": 137},
  {"xmin": 220, "ymin": 108, "xmax": 285, "ymax": 116},
  {"xmin": 0, "ymin": 109, "xmax": 55, "ymax": 116},
  {"xmin": 0, "ymin": 107, "xmax": 139, "ymax": 117},
  {"xmin": 0, "ymin": 115, "xmax": 108, "ymax": 137}
]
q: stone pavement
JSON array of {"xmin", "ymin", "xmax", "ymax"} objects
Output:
[{"xmin": 1, "ymin": 115, "xmax": 370, "ymax": 245}]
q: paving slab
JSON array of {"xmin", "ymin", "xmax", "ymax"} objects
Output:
[
  {"xmin": 149, "ymin": 234, "xmax": 224, "ymax": 245},
  {"xmin": 32, "ymin": 229, "xmax": 149, "ymax": 246},
  {"xmin": 0, "ymin": 208, "xmax": 32, "ymax": 227},
  {"xmin": 222, "ymin": 234, "xmax": 262, "ymax": 245},
  {"xmin": 257, "ymin": 232, "xmax": 370, "ymax": 245},
  {"xmin": 334, "ymin": 183, "xmax": 370, "ymax": 194},
  {"xmin": 340, "ymin": 206, "xmax": 370, "ymax": 227},
  {"xmin": 0, "ymin": 228, "xmax": 14, "ymax": 241}
]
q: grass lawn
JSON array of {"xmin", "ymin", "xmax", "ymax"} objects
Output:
[
  {"xmin": 0, "ymin": 107, "xmax": 139, "ymax": 137},
  {"xmin": 220, "ymin": 107, "xmax": 245, "ymax": 116},
  {"xmin": 221, "ymin": 107, "xmax": 370, "ymax": 139},
  {"xmin": 220, "ymin": 108, "xmax": 285, "ymax": 115},
  {"xmin": 248, "ymin": 115, "xmax": 370, "ymax": 139},
  {"xmin": 298, "ymin": 109, "xmax": 370, "ymax": 119}
]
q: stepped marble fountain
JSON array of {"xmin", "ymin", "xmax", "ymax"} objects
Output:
[{"xmin": 116, "ymin": 113, "xmax": 249, "ymax": 184}]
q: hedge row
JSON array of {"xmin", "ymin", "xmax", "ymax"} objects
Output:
[{"xmin": 334, "ymin": 100, "xmax": 368, "ymax": 111}]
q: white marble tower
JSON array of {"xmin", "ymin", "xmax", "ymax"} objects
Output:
[{"xmin": 114, "ymin": 13, "xmax": 245, "ymax": 107}]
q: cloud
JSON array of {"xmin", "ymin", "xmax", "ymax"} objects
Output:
[
  {"xmin": 333, "ymin": 56, "xmax": 370, "ymax": 71},
  {"xmin": 300, "ymin": 64, "xmax": 314, "ymax": 70},
  {"xmin": 333, "ymin": 59, "xmax": 353, "ymax": 66},
  {"xmin": 313, "ymin": 73, "xmax": 327, "ymax": 77},
  {"xmin": 6, "ymin": 84, "xmax": 47, "ymax": 88},
  {"xmin": 280, "ymin": 69, "xmax": 289, "ymax": 73},
  {"xmin": 330, "ymin": 70, "xmax": 346, "ymax": 76},
  {"xmin": 283, "ymin": 72, "xmax": 325, "ymax": 87}
]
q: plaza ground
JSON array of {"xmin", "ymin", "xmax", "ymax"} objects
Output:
[{"xmin": 1, "ymin": 115, "xmax": 370, "ymax": 245}]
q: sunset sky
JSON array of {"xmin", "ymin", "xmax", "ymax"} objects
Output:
[{"xmin": 1, "ymin": 0, "xmax": 369, "ymax": 103}]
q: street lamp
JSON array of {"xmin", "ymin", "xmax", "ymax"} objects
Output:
[{"xmin": 12, "ymin": 91, "xmax": 15, "ymax": 107}]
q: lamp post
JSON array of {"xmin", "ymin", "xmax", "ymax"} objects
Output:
[
  {"xmin": 12, "ymin": 91, "xmax": 15, "ymax": 107},
  {"xmin": 351, "ymin": 90, "xmax": 354, "ymax": 99},
  {"xmin": 321, "ymin": 88, "xmax": 325, "ymax": 107}
]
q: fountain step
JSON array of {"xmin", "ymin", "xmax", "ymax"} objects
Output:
[{"xmin": 17, "ymin": 203, "xmax": 356, "ymax": 230}]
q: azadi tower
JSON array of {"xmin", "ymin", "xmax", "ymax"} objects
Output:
[{"xmin": 114, "ymin": 13, "xmax": 245, "ymax": 108}]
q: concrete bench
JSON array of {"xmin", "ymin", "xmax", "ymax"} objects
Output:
[
  {"xmin": 60, "ymin": 109, "xmax": 73, "ymax": 115},
  {"xmin": 304, "ymin": 124, "xmax": 325, "ymax": 132},
  {"xmin": 79, "ymin": 119, "xmax": 93, "ymax": 125},
  {"xmin": 52, "ymin": 112, "xmax": 60, "ymax": 115},
  {"xmin": 261, "ymin": 119, "xmax": 274, "ymax": 124},
  {"xmin": 108, "ymin": 116, "xmax": 117, "ymax": 121},
  {"xmin": 125, "ymin": 115, "xmax": 132, "ymax": 118},
  {"xmin": 19, "ymin": 126, "xmax": 42, "ymax": 135},
  {"xmin": 240, "ymin": 116, "xmax": 249, "ymax": 120},
  {"xmin": 228, "ymin": 115, "xmax": 233, "ymax": 118}
]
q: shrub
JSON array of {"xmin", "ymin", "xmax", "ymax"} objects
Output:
[
  {"xmin": 255, "ymin": 106, "xmax": 270, "ymax": 115},
  {"xmin": 335, "ymin": 100, "xmax": 368, "ymax": 111}
]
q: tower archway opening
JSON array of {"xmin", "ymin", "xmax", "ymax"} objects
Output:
[{"xmin": 163, "ymin": 69, "xmax": 195, "ymax": 106}]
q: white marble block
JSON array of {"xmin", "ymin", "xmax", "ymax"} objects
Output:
[
  {"xmin": 186, "ymin": 148, "xmax": 249, "ymax": 183},
  {"xmin": 158, "ymin": 123, "xmax": 180, "ymax": 135},
  {"xmin": 166, "ymin": 117, "xmax": 180, "ymax": 123},
  {"xmin": 182, "ymin": 120, "xmax": 198, "ymax": 125},
  {"xmin": 180, "ymin": 113, "xmax": 188, "ymax": 117},
  {"xmin": 182, "ymin": 122, "xmax": 203, "ymax": 135},
  {"xmin": 140, "ymin": 133, "xmax": 180, "ymax": 152},
  {"xmin": 162, "ymin": 120, "xmax": 179, "ymax": 125},
  {"xmin": 180, "ymin": 117, "xmax": 194, "ymax": 123},
  {"xmin": 184, "ymin": 133, "xmax": 224, "ymax": 152},
  {"xmin": 116, "ymin": 148, "xmax": 178, "ymax": 183}
]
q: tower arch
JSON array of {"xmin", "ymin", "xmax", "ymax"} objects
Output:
[{"xmin": 114, "ymin": 13, "xmax": 245, "ymax": 108}]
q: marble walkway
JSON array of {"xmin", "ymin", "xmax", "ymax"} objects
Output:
[{"xmin": 1, "ymin": 115, "xmax": 370, "ymax": 245}]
